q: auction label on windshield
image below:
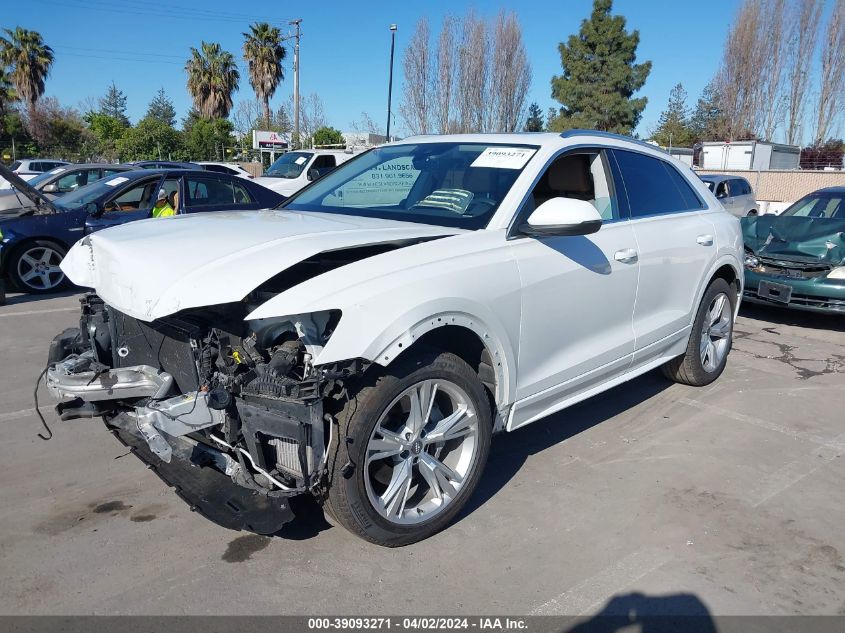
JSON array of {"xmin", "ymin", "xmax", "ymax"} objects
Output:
[
  {"xmin": 471, "ymin": 147, "xmax": 536, "ymax": 169},
  {"xmin": 104, "ymin": 176, "xmax": 129, "ymax": 186}
]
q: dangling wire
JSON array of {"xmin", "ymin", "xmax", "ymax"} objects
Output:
[{"xmin": 33, "ymin": 365, "xmax": 53, "ymax": 441}]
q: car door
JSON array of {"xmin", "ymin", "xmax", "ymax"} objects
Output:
[
  {"xmin": 84, "ymin": 176, "xmax": 163, "ymax": 233},
  {"xmin": 508, "ymin": 149, "xmax": 638, "ymax": 427},
  {"xmin": 610, "ymin": 149, "xmax": 717, "ymax": 365}
]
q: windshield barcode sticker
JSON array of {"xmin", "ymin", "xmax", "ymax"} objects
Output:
[
  {"xmin": 104, "ymin": 176, "xmax": 129, "ymax": 186},
  {"xmin": 471, "ymin": 147, "xmax": 536, "ymax": 169}
]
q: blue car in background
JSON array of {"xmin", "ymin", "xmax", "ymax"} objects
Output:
[{"xmin": 0, "ymin": 165, "xmax": 284, "ymax": 293}]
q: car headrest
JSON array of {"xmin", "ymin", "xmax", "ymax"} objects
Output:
[{"xmin": 547, "ymin": 154, "xmax": 592, "ymax": 194}]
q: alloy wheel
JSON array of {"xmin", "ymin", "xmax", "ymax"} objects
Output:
[
  {"xmin": 16, "ymin": 245, "xmax": 65, "ymax": 291},
  {"xmin": 699, "ymin": 292, "xmax": 732, "ymax": 373},
  {"xmin": 364, "ymin": 379, "xmax": 479, "ymax": 525}
]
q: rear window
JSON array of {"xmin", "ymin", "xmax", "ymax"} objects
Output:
[{"xmin": 612, "ymin": 150, "xmax": 703, "ymax": 217}]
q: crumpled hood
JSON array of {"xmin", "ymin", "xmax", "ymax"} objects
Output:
[
  {"xmin": 741, "ymin": 215, "xmax": 845, "ymax": 265},
  {"xmin": 60, "ymin": 210, "xmax": 462, "ymax": 321}
]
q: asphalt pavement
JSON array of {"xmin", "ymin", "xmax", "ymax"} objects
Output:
[{"xmin": 1, "ymin": 290, "xmax": 843, "ymax": 616}]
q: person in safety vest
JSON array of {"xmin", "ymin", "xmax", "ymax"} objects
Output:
[{"xmin": 151, "ymin": 188, "xmax": 175, "ymax": 217}]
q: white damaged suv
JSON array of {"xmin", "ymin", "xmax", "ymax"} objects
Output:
[{"xmin": 45, "ymin": 132, "xmax": 743, "ymax": 546}]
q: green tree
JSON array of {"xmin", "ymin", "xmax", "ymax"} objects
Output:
[
  {"xmin": 99, "ymin": 81, "xmax": 129, "ymax": 126},
  {"xmin": 523, "ymin": 102, "xmax": 544, "ymax": 132},
  {"xmin": 185, "ymin": 41, "xmax": 240, "ymax": 119},
  {"xmin": 242, "ymin": 22, "xmax": 286, "ymax": 130},
  {"xmin": 0, "ymin": 67, "xmax": 16, "ymax": 116},
  {"xmin": 83, "ymin": 111, "xmax": 125, "ymax": 160},
  {"xmin": 312, "ymin": 126, "xmax": 344, "ymax": 146},
  {"xmin": 689, "ymin": 80, "xmax": 729, "ymax": 142},
  {"xmin": 117, "ymin": 116, "xmax": 182, "ymax": 161},
  {"xmin": 0, "ymin": 27, "xmax": 54, "ymax": 118},
  {"xmin": 145, "ymin": 87, "xmax": 176, "ymax": 127},
  {"xmin": 650, "ymin": 83, "xmax": 694, "ymax": 147},
  {"xmin": 549, "ymin": 0, "xmax": 651, "ymax": 134},
  {"xmin": 183, "ymin": 116, "xmax": 234, "ymax": 160}
]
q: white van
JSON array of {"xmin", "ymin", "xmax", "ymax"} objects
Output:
[{"xmin": 253, "ymin": 150, "xmax": 356, "ymax": 197}]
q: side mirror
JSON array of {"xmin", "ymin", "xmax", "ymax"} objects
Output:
[
  {"xmin": 84, "ymin": 202, "xmax": 100, "ymax": 215},
  {"xmin": 307, "ymin": 168, "xmax": 320, "ymax": 181},
  {"xmin": 42, "ymin": 183, "xmax": 58, "ymax": 193},
  {"xmin": 520, "ymin": 197, "xmax": 602, "ymax": 237}
]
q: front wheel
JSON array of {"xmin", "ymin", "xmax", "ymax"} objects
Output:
[
  {"xmin": 661, "ymin": 278, "xmax": 736, "ymax": 386},
  {"xmin": 325, "ymin": 349, "xmax": 492, "ymax": 546},
  {"xmin": 9, "ymin": 240, "xmax": 69, "ymax": 294}
]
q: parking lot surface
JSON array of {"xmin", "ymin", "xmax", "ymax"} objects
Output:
[{"xmin": 1, "ymin": 291, "xmax": 843, "ymax": 616}]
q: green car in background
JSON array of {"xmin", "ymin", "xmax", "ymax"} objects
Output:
[{"xmin": 742, "ymin": 187, "xmax": 845, "ymax": 315}]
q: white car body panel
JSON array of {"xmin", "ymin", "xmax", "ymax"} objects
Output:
[
  {"xmin": 60, "ymin": 132, "xmax": 744, "ymax": 436},
  {"xmin": 60, "ymin": 210, "xmax": 463, "ymax": 321}
]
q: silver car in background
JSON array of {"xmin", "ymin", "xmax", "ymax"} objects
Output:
[{"xmin": 700, "ymin": 174, "xmax": 758, "ymax": 217}]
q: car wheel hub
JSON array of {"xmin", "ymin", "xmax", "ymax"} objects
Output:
[
  {"xmin": 700, "ymin": 292, "xmax": 732, "ymax": 373},
  {"xmin": 17, "ymin": 246, "xmax": 64, "ymax": 290},
  {"xmin": 364, "ymin": 378, "xmax": 479, "ymax": 525}
]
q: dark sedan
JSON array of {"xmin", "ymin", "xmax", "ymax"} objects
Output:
[
  {"xmin": 0, "ymin": 163, "xmax": 133, "ymax": 213},
  {"xmin": 0, "ymin": 167, "xmax": 285, "ymax": 293}
]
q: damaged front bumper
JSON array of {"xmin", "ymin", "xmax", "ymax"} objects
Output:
[{"xmin": 40, "ymin": 294, "xmax": 359, "ymax": 534}]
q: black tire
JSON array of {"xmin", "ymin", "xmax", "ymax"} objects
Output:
[
  {"xmin": 661, "ymin": 278, "xmax": 736, "ymax": 386},
  {"xmin": 324, "ymin": 349, "xmax": 492, "ymax": 547},
  {"xmin": 8, "ymin": 239, "xmax": 70, "ymax": 294}
]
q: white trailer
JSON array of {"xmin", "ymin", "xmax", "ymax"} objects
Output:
[{"xmin": 701, "ymin": 140, "xmax": 800, "ymax": 170}]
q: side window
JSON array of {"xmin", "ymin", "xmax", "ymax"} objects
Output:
[
  {"xmin": 612, "ymin": 150, "xmax": 695, "ymax": 217},
  {"xmin": 662, "ymin": 163, "xmax": 704, "ymax": 210},
  {"xmin": 29, "ymin": 162, "xmax": 43, "ymax": 172},
  {"xmin": 54, "ymin": 170, "xmax": 91, "ymax": 192},
  {"xmin": 103, "ymin": 168, "xmax": 124, "ymax": 178},
  {"xmin": 104, "ymin": 179, "xmax": 159, "ymax": 213},
  {"xmin": 528, "ymin": 150, "xmax": 619, "ymax": 221},
  {"xmin": 232, "ymin": 181, "xmax": 254, "ymax": 204},
  {"xmin": 312, "ymin": 155, "xmax": 336, "ymax": 170},
  {"xmin": 185, "ymin": 177, "xmax": 235, "ymax": 206}
]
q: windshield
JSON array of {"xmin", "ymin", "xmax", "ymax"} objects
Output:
[
  {"xmin": 282, "ymin": 142, "xmax": 537, "ymax": 229},
  {"xmin": 781, "ymin": 192, "xmax": 845, "ymax": 218},
  {"xmin": 55, "ymin": 174, "xmax": 138, "ymax": 210},
  {"xmin": 265, "ymin": 152, "xmax": 314, "ymax": 178}
]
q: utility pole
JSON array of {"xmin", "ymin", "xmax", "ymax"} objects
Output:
[
  {"xmin": 289, "ymin": 19, "xmax": 302, "ymax": 150},
  {"xmin": 386, "ymin": 24, "xmax": 397, "ymax": 142}
]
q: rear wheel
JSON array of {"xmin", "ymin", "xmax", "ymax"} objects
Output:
[
  {"xmin": 325, "ymin": 349, "xmax": 492, "ymax": 546},
  {"xmin": 9, "ymin": 240, "xmax": 69, "ymax": 294},
  {"xmin": 661, "ymin": 278, "xmax": 735, "ymax": 386}
]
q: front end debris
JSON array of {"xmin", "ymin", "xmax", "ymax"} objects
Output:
[{"xmin": 40, "ymin": 292, "xmax": 368, "ymax": 534}]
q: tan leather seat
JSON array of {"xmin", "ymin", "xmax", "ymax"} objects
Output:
[{"xmin": 533, "ymin": 154, "xmax": 595, "ymax": 208}]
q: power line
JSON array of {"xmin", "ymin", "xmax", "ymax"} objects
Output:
[
  {"xmin": 35, "ymin": 0, "xmax": 290, "ymax": 24},
  {"xmin": 52, "ymin": 44, "xmax": 186, "ymax": 61}
]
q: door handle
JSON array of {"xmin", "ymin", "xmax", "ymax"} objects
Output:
[
  {"xmin": 697, "ymin": 234, "xmax": 714, "ymax": 246},
  {"xmin": 614, "ymin": 248, "xmax": 638, "ymax": 263}
]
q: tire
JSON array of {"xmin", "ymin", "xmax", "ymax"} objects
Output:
[
  {"xmin": 9, "ymin": 240, "xmax": 69, "ymax": 294},
  {"xmin": 324, "ymin": 349, "xmax": 492, "ymax": 547},
  {"xmin": 747, "ymin": 209, "xmax": 758, "ymax": 216},
  {"xmin": 661, "ymin": 278, "xmax": 736, "ymax": 386}
]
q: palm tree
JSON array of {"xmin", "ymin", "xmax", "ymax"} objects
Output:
[
  {"xmin": 185, "ymin": 41, "xmax": 240, "ymax": 119},
  {"xmin": 0, "ymin": 27, "xmax": 54, "ymax": 117},
  {"xmin": 0, "ymin": 67, "xmax": 17, "ymax": 116},
  {"xmin": 242, "ymin": 22, "xmax": 286, "ymax": 130}
]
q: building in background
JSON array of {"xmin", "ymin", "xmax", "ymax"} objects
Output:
[{"xmin": 701, "ymin": 141, "xmax": 800, "ymax": 171}]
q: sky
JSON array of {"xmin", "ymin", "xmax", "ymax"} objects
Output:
[{"xmin": 6, "ymin": 0, "xmax": 748, "ymax": 138}]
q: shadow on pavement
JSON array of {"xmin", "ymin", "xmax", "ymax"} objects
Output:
[
  {"xmin": 739, "ymin": 302, "xmax": 845, "ymax": 332},
  {"xmin": 1, "ymin": 288, "xmax": 83, "ymax": 308},
  {"xmin": 456, "ymin": 370, "xmax": 671, "ymax": 523},
  {"xmin": 564, "ymin": 592, "xmax": 716, "ymax": 633}
]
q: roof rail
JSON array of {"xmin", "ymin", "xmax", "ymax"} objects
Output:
[{"xmin": 560, "ymin": 129, "xmax": 667, "ymax": 153}]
